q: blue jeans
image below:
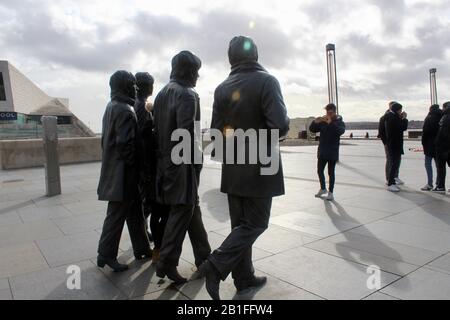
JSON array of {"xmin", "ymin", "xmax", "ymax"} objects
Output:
[{"xmin": 425, "ymin": 155, "xmax": 435, "ymax": 187}]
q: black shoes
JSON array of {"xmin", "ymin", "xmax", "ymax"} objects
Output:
[
  {"xmin": 97, "ymin": 255, "xmax": 129, "ymax": 273},
  {"xmin": 199, "ymin": 260, "xmax": 221, "ymax": 300},
  {"xmin": 236, "ymin": 276, "xmax": 267, "ymax": 293},
  {"xmin": 134, "ymin": 248, "xmax": 153, "ymax": 261},
  {"xmin": 432, "ymin": 187, "xmax": 446, "ymax": 194},
  {"xmin": 156, "ymin": 264, "xmax": 188, "ymax": 285}
]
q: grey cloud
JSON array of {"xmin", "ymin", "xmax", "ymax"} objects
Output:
[{"xmin": 0, "ymin": 2, "xmax": 297, "ymax": 73}]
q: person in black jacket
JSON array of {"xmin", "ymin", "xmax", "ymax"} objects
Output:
[
  {"xmin": 153, "ymin": 51, "xmax": 211, "ymax": 284},
  {"xmin": 378, "ymin": 102, "xmax": 404, "ymax": 185},
  {"xmin": 434, "ymin": 101, "xmax": 450, "ymax": 193},
  {"xmin": 309, "ymin": 103, "xmax": 345, "ymax": 201},
  {"xmin": 199, "ymin": 36, "xmax": 290, "ymax": 300},
  {"xmin": 384, "ymin": 102, "xmax": 408, "ymax": 192},
  {"xmin": 421, "ymin": 104, "xmax": 442, "ymax": 191},
  {"xmin": 97, "ymin": 70, "xmax": 152, "ymax": 272},
  {"xmin": 134, "ymin": 72, "xmax": 170, "ymax": 262}
]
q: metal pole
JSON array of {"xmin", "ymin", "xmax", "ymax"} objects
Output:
[
  {"xmin": 326, "ymin": 44, "xmax": 339, "ymax": 114},
  {"xmin": 333, "ymin": 48, "xmax": 339, "ymax": 115},
  {"xmin": 430, "ymin": 68, "xmax": 438, "ymax": 105},
  {"xmin": 42, "ymin": 116, "xmax": 61, "ymax": 197}
]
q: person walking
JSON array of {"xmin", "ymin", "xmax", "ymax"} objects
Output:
[
  {"xmin": 97, "ymin": 70, "xmax": 152, "ymax": 272},
  {"xmin": 199, "ymin": 36, "xmax": 290, "ymax": 300},
  {"xmin": 153, "ymin": 51, "xmax": 211, "ymax": 284},
  {"xmin": 420, "ymin": 104, "xmax": 442, "ymax": 191},
  {"xmin": 434, "ymin": 101, "xmax": 450, "ymax": 193},
  {"xmin": 309, "ymin": 103, "xmax": 345, "ymax": 201},
  {"xmin": 384, "ymin": 102, "xmax": 408, "ymax": 192}
]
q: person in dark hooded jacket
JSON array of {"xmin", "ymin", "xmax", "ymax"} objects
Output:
[
  {"xmin": 153, "ymin": 51, "xmax": 211, "ymax": 284},
  {"xmin": 434, "ymin": 101, "xmax": 450, "ymax": 193},
  {"xmin": 199, "ymin": 36, "xmax": 290, "ymax": 300},
  {"xmin": 96, "ymin": 70, "xmax": 152, "ymax": 272},
  {"xmin": 378, "ymin": 102, "xmax": 404, "ymax": 185},
  {"xmin": 309, "ymin": 103, "xmax": 345, "ymax": 201},
  {"xmin": 420, "ymin": 104, "xmax": 442, "ymax": 191},
  {"xmin": 384, "ymin": 102, "xmax": 408, "ymax": 192}
]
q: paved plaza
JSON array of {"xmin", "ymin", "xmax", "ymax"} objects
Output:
[{"xmin": 0, "ymin": 140, "xmax": 450, "ymax": 300}]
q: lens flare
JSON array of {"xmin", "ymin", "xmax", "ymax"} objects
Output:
[
  {"xmin": 231, "ymin": 90, "xmax": 240, "ymax": 102},
  {"xmin": 223, "ymin": 124, "xmax": 234, "ymax": 137},
  {"xmin": 243, "ymin": 40, "xmax": 252, "ymax": 51},
  {"xmin": 249, "ymin": 21, "xmax": 255, "ymax": 29}
]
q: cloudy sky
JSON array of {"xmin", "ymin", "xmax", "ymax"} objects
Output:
[{"xmin": 1, "ymin": 0, "xmax": 449, "ymax": 132}]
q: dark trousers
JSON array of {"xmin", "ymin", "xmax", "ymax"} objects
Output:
[
  {"xmin": 149, "ymin": 202, "xmax": 170, "ymax": 249},
  {"xmin": 436, "ymin": 151, "xmax": 450, "ymax": 189},
  {"xmin": 388, "ymin": 151, "xmax": 402, "ymax": 186},
  {"xmin": 209, "ymin": 195, "xmax": 271, "ymax": 286},
  {"xmin": 384, "ymin": 145, "xmax": 400, "ymax": 182},
  {"xmin": 317, "ymin": 158, "xmax": 337, "ymax": 193},
  {"xmin": 158, "ymin": 204, "xmax": 211, "ymax": 268},
  {"xmin": 98, "ymin": 197, "xmax": 150, "ymax": 259}
]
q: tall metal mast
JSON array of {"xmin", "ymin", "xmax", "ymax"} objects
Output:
[
  {"xmin": 326, "ymin": 43, "xmax": 339, "ymax": 114},
  {"xmin": 430, "ymin": 68, "xmax": 438, "ymax": 106}
]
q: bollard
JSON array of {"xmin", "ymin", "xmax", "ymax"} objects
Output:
[{"xmin": 42, "ymin": 116, "xmax": 61, "ymax": 197}]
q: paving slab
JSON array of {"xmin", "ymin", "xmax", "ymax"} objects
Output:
[
  {"xmin": 36, "ymin": 231, "xmax": 99, "ymax": 267},
  {"xmin": 426, "ymin": 253, "xmax": 450, "ymax": 275},
  {"xmin": 362, "ymin": 292, "xmax": 400, "ymax": 300},
  {"xmin": 312, "ymin": 231, "xmax": 441, "ymax": 266},
  {"xmin": 0, "ymin": 278, "xmax": 12, "ymax": 300},
  {"xmin": 0, "ymin": 220, "xmax": 63, "ymax": 247},
  {"xmin": 51, "ymin": 211, "xmax": 105, "ymax": 235},
  {"xmin": 177, "ymin": 271, "xmax": 322, "ymax": 300},
  {"xmin": 0, "ymin": 242, "xmax": 49, "ymax": 278},
  {"xmin": 17, "ymin": 205, "xmax": 72, "ymax": 222},
  {"xmin": 382, "ymin": 267, "xmax": 450, "ymax": 300},
  {"xmin": 254, "ymin": 246, "xmax": 400, "ymax": 300},
  {"xmin": 350, "ymin": 220, "xmax": 450, "ymax": 253},
  {"xmin": 0, "ymin": 211, "xmax": 22, "ymax": 226},
  {"xmin": 9, "ymin": 260, "xmax": 125, "ymax": 300},
  {"xmin": 269, "ymin": 211, "xmax": 361, "ymax": 238},
  {"xmin": 94, "ymin": 251, "xmax": 179, "ymax": 299},
  {"xmin": 214, "ymin": 224, "xmax": 319, "ymax": 254},
  {"xmin": 305, "ymin": 239, "xmax": 418, "ymax": 276}
]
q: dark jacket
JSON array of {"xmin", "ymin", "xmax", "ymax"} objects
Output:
[
  {"xmin": 153, "ymin": 51, "xmax": 202, "ymax": 206},
  {"xmin": 385, "ymin": 111, "xmax": 409, "ymax": 155},
  {"xmin": 377, "ymin": 110, "xmax": 390, "ymax": 145},
  {"xmin": 134, "ymin": 97, "xmax": 157, "ymax": 200},
  {"xmin": 210, "ymin": 36, "xmax": 290, "ymax": 198},
  {"xmin": 435, "ymin": 107, "xmax": 450, "ymax": 154},
  {"xmin": 97, "ymin": 72, "xmax": 139, "ymax": 202},
  {"xmin": 421, "ymin": 105, "xmax": 442, "ymax": 157},
  {"xmin": 309, "ymin": 116, "xmax": 345, "ymax": 161}
]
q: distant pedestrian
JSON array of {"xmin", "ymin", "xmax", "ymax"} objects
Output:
[
  {"xmin": 350, "ymin": 132, "xmax": 353, "ymax": 139},
  {"xmin": 433, "ymin": 101, "xmax": 450, "ymax": 193},
  {"xmin": 420, "ymin": 104, "xmax": 442, "ymax": 191},
  {"xmin": 384, "ymin": 102, "xmax": 408, "ymax": 192},
  {"xmin": 378, "ymin": 102, "xmax": 405, "ymax": 185},
  {"xmin": 309, "ymin": 103, "xmax": 345, "ymax": 201}
]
